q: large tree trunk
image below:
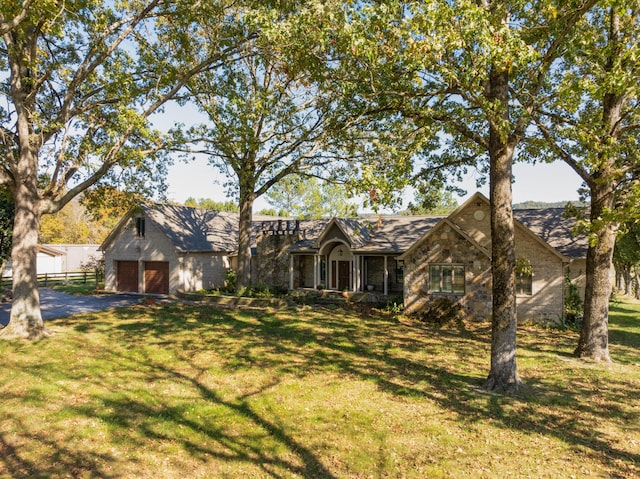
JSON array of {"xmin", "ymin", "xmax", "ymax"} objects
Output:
[
  {"xmin": 236, "ymin": 187, "xmax": 255, "ymax": 292},
  {"xmin": 0, "ymin": 183, "xmax": 49, "ymax": 340},
  {"xmin": 574, "ymin": 183, "xmax": 614, "ymax": 361},
  {"xmin": 0, "ymin": 30, "xmax": 49, "ymax": 340},
  {"xmin": 483, "ymin": 67, "xmax": 521, "ymax": 394}
]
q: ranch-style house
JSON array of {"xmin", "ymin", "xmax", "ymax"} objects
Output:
[{"xmin": 100, "ymin": 192, "xmax": 587, "ymax": 324}]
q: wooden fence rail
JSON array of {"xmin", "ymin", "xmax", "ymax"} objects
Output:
[{"xmin": 1, "ymin": 270, "xmax": 102, "ymax": 289}]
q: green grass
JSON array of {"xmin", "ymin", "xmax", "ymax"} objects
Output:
[
  {"xmin": 0, "ymin": 300, "xmax": 638, "ymax": 478},
  {"xmin": 49, "ymin": 282, "xmax": 100, "ymax": 295}
]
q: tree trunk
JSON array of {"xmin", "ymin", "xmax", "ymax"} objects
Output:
[
  {"xmin": 0, "ymin": 29, "xmax": 49, "ymax": 340},
  {"xmin": 0, "ymin": 184, "xmax": 49, "ymax": 340},
  {"xmin": 574, "ymin": 184, "xmax": 614, "ymax": 361},
  {"xmin": 236, "ymin": 187, "xmax": 255, "ymax": 292},
  {"xmin": 483, "ymin": 67, "xmax": 521, "ymax": 394},
  {"xmin": 623, "ymin": 268, "xmax": 631, "ymax": 296}
]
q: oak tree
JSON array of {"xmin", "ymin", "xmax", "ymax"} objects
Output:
[
  {"xmin": 329, "ymin": 0, "xmax": 595, "ymax": 392},
  {"xmin": 0, "ymin": 1, "xmax": 256, "ymax": 339},
  {"xmin": 528, "ymin": 0, "xmax": 640, "ymax": 361},
  {"xmin": 171, "ymin": 34, "xmax": 350, "ymax": 290}
]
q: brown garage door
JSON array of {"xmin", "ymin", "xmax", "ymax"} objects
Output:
[
  {"xmin": 117, "ymin": 261, "xmax": 139, "ymax": 293},
  {"xmin": 144, "ymin": 261, "xmax": 169, "ymax": 295}
]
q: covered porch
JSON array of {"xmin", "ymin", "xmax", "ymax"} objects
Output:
[{"xmin": 288, "ymin": 239, "xmax": 403, "ymax": 295}]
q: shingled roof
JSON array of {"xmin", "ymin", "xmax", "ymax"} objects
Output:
[
  {"xmin": 514, "ymin": 208, "xmax": 588, "ymax": 259},
  {"xmin": 143, "ymin": 204, "xmax": 240, "ymax": 253},
  {"xmin": 287, "ymin": 215, "xmax": 445, "ymax": 254},
  {"xmin": 102, "ymin": 201, "xmax": 588, "ymax": 260}
]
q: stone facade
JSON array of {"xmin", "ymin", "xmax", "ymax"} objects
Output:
[
  {"xmin": 255, "ymin": 232, "xmax": 301, "ymax": 290},
  {"xmin": 402, "ymin": 221, "xmax": 493, "ymax": 321},
  {"xmin": 401, "ymin": 198, "xmax": 572, "ymax": 324}
]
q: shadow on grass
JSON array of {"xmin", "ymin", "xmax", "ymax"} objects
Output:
[
  {"xmin": 5, "ymin": 302, "xmax": 639, "ymax": 477},
  {"xmin": 0, "ymin": 417, "xmax": 117, "ymax": 479},
  {"xmin": 127, "ymin": 305, "xmax": 638, "ymax": 474}
]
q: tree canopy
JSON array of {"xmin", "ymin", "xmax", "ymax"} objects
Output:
[
  {"xmin": 265, "ymin": 176, "xmax": 359, "ymax": 218},
  {"xmin": 0, "ymin": 0, "xmax": 266, "ymax": 339},
  {"xmin": 525, "ymin": 0, "xmax": 640, "ymax": 361}
]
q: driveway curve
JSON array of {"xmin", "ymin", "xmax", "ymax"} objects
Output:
[{"xmin": 0, "ymin": 288, "xmax": 141, "ymax": 327}]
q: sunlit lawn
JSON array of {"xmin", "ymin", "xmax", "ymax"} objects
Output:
[{"xmin": 1, "ymin": 298, "xmax": 638, "ymax": 478}]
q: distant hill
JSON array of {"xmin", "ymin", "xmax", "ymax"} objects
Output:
[{"xmin": 513, "ymin": 200, "xmax": 588, "ymax": 210}]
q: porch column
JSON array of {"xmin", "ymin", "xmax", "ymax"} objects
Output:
[
  {"xmin": 354, "ymin": 255, "xmax": 360, "ymax": 292},
  {"xmin": 384, "ymin": 256, "xmax": 389, "ymax": 296},
  {"xmin": 313, "ymin": 255, "xmax": 319, "ymax": 289},
  {"xmin": 289, "ymin": 255, "xmax": 294, "ymax": 290}
]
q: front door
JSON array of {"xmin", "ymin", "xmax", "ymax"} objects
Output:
[{"xmin": 338, "ymin": 261, "xmax": 350, "ymax": 291}]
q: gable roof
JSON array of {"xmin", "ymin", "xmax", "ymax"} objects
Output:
[
  {"xmin": 353, "ymin": 216, "xmax": 444, "ymax": 253},
  {"xmin": 397, "ymin": 218, "xmax": 491, "ymax": 261},
  {"xmin": 288, "ymin": 215, "xmax": 445, "ymax": 255},
  {"xmin": 144, "ymin": 204, "xmax": 239, "ymax": 253},
  {"xmin": 100, "ymin": 203, "xmax": 241, "ymax": 253},
  {"xmin": 100, "ymin": 195, "xmax": 588, "ymax": 260},
  {"xmin": 513, "ymin": 208, "xmax": 588, "ymax": 259}
]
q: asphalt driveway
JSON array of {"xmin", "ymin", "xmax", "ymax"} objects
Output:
[{"xmin": 0, "ymin": 288, "xmax": 141, "ymax": 326}]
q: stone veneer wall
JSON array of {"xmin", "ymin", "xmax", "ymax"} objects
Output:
[
  {"xmin": 403, "ymin": 223, "xmax": 493, "ymax": 321},
  {"xmin": 255, "ymin": 233, "xmax": 300, "ymax": 290},
  {"xmin": 403, "ymin": 220, "xmax": 568, "ymax": 324}
]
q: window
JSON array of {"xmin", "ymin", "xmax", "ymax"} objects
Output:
[
  {"xmin": 429, "ymin": 264, "xmax": 465, "ymax": 294},
  {"xmin": 516, "ymin": 271, "xmax": 533, "ymax": 295},
  {"xmin": 135, "ymin": 217, "xmax": 145, "ymax": 238},
  {"xmin": 320, "ymin": 258, "xmax": 326, "ymax": 282},
  {"xmin": 396, "ymin": 260, "xmax": 404, "ymax": 283},
  {"xmin": 515, "ymin": 257, "xmax": 532, "ymax": 295}
]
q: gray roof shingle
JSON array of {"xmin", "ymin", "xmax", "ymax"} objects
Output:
[
  {"xmin": 143, "ymin": 204, "xmax": 239, "ymax": 253},
  {"xmin": 137, "ymin": 203, "xmax": 588, "ymax": 260},
  {"xmin": 513, "ymin": 208, "xmax": 588, "ymax": 259}
]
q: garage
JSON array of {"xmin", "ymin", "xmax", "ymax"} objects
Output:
[
  {"xmin": 144, "ymin": 261, "xmax": 169, "ymax": 295},
  {"xmin": 117, "ymin": 261, "xmax": 139, "ymax": 292}
]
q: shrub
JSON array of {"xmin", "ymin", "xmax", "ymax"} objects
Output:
[
  {"xmin": 224, "ymin": 269, "xmax": 236, "ymax": 293},
  {"xmin": 564, "ymin": 272, "xmax": 583, "ymax": 327},
  {"xmin": 416, "ymin": 297, "xmax": 466, "ymax": 327}
]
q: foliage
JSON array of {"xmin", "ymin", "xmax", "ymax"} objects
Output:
[
  {"xmin": 403, "ymin": 188, "xmax": 458, "ymax": 215},
  {"xmin": 0, "ymin": 0, "xmax": 268, "ymax": 338},
  {"xmin": 0, "ymin": 187, "xmax": 13, "ymax": 267},
  {"xmin": 524, "ymin": 0, "xmax": 640, "ymax": 359},
  {"xmin": 39, "ymin": 198, "xmax": 109, "ymax": 244},
  {"xmin": 224, "ymin": 269, "xmax": 236, "ymax": 294},
  {"xmin": 613, "ymin": 222, "xmax": 640, "ymax": 298},
  {"xmin": 184, "ymin": 197, "xmax": 239, "ymax": 212},
  {"xmin": 265, "ymin": 175, "xmax": 358, "ymax": 218},
  {"xmin": 564, "ymin": 271, "xmax": 584, "ymax": 326},
  {"xmin": 515, "ymin": 257, "xmax": 533, "ymax": 276},
  {"xmin": 80, "ymin": 186, "xmax": 144, "ymax": 226},
  {"xmin": 169, "ymin": 17, "xmax": 370, "ymax": 289},
  {"xmin": 416, "ymin": 297, "xmax": 466, "ymax": 328},
  {"xmin": 316, "ymin": 0, "xmax": 598, "ymax": 390},
  {"xmin": 80, "ymin": 254, "xmax": 105, "ymax": 281},
  {"xmin": 0, "ymin": 300, "xmax": 638, "ymax": 477}
]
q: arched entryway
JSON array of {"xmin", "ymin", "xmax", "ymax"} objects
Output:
[{"xmin": 321, "ymin": 241, "xmax": 353, "ymax": 291}]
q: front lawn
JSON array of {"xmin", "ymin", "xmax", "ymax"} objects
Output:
[{"xmin": 0, "ymin": 301, "xmax": 638, "ymax": 478}]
